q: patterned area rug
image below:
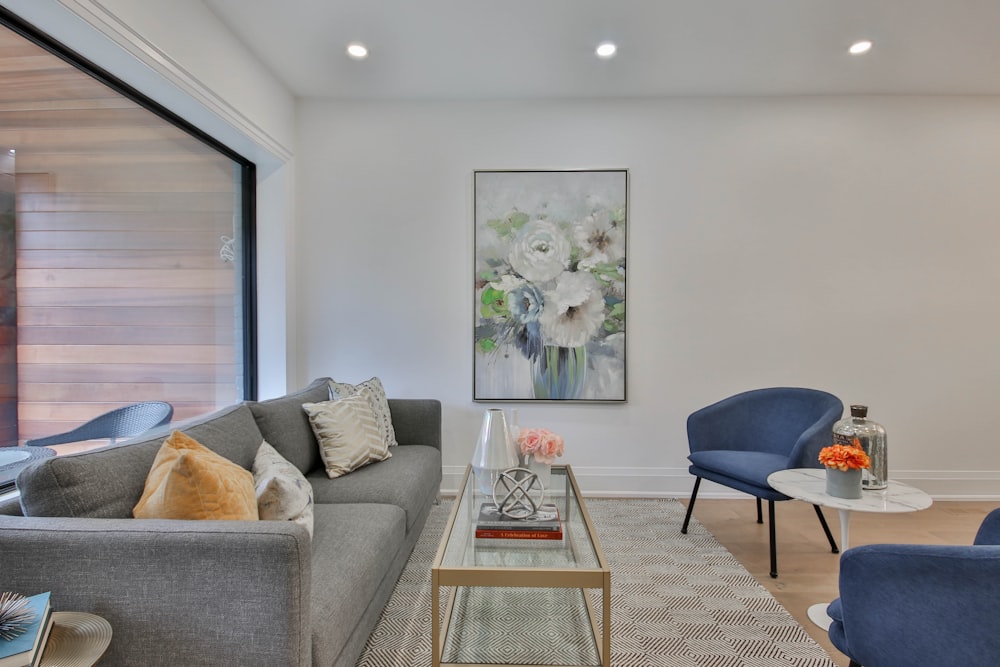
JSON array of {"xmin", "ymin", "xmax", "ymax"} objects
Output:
[{"xmin": 356, "ymin": 498, "xmax": 837, "ymax": 667}]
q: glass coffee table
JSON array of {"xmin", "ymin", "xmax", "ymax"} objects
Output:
[{"xmin": 432, "ymin": 464, "xmax": 610, "ymax": 667}]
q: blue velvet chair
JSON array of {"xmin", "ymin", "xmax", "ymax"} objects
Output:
[
  {"xmin": 827, "ymin": 508, "xmax": 1000, "ymax": 667},
  {"xmin": 681, "ymin": 387, "xmax": 844, "ymax": 577}
]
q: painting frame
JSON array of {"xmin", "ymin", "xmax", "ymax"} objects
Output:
[{"xmin": 473, "ymin": 168, "xmax": 628, "ymax": 402}]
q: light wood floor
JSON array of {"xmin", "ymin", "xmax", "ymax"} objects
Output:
[{"xmin": 684, "ymin": 498, "xmax": 997, "ymax": 666}]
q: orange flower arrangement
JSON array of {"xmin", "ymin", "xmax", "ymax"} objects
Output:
[{"xmin": 818, "ymin": 439, "xmax": 871, "ymax": 472}]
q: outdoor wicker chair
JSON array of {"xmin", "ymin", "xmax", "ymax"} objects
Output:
[{"xmin": 24, "ymin": 401, "xmax": 173, "ymax": 447}]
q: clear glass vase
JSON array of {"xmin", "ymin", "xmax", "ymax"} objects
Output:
[
  {"xmin": 471, "ymin": 408, "xmax": 519, "ymax": 497},
  {"xmin": 833, "ymin": 404, "xmax": 888, "ymax": 490}
]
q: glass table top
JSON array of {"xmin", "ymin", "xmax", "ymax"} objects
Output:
[{"xmin": 438, "ymin": 465, "xmax": 603, "ymax": 572}]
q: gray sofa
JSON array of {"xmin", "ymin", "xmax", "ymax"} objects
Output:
[{"xmin": 0, "ymin": 378, "xmax": 442, "ymax": 667}]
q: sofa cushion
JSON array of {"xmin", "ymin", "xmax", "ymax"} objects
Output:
[
  {"xmin": 309, "ymin": 502, "xmax": 406, "ymax": 667},
  {"xmin": 303, "ymin": 392, "xmax": 391, "ymax": 478},
  {"xmin": 386, "ymin": 398, "xmax": 442, "ymax": 449},
  {"xmin": 18, "ymin": 404, "xmax": 264, "ymax": 519},
  {"xmin": 247, "ymin": 378, "xmax": 331, "ymax": 475},
  {"xmin": 133, "ymin": 431, "xmax": 258, "ymax": 521},
  {"xmin": 329, "ymin": 377, "xmax": 398, "ymax": 448},
  {"xmin": 307, "ymin": 445, "xmax": 441, "ymax": 533},
  {"xmin": 254, "ymin": 440, "xmax": 314, "ymax": 538}
]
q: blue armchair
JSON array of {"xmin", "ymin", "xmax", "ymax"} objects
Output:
[
  {"xmin": 681, "ymin": 387, "xmax": 844, "ymax": 577},
  {"xmin": 827, "ymin": 508, "xmax": 1000, "ymax": 667}
]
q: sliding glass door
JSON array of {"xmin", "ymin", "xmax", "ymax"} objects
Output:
[{"xmin": 0, "ymin": 12, "xmax": 255, "ymax": 446}]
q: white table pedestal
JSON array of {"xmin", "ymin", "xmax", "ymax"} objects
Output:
[{"xmin": 808, "ymin": 602, "xmax": 834, "ymax": 630}]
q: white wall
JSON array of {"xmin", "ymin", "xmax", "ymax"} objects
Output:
[{"xmin": 296, "ymin": 96, "xmax": 1000, "ymax": 498}]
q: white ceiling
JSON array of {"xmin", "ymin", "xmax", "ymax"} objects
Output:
[{"xmin": 202, "ymin": 0, "xmax": 1000, "ymax": 100}]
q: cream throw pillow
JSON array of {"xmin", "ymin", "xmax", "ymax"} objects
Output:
[
  {"xmin": 253, "ymin": 440, "xmax": 314, "ymax": 538},
  {"xmin": 303, "ymin": 389, "xmax": 391, "ymax": 478},
  {"xmin": 133, "ymin": 431, "xmax": 258, "ymax": 521},
  {"xmin": 329, "ymin": 377, "xmax": 398, "ymax": 447}
]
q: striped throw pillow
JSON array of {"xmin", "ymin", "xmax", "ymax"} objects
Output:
[
  {"xmin": 303, "ymin": 388, "xmax": 391, "ymax": 478},
  {"xmin": 329, "ymin": 377, "xmax": 398, "ymax": 447}
]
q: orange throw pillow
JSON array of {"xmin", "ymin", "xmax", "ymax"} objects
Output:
[{"xmin": 133, "ymin": 431, "xmax": 258, "ymax": 521}]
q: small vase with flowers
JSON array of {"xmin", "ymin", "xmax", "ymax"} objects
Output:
[{"xmin": 818, "ymin": 439, "xmax": 871, "ymax": 499}]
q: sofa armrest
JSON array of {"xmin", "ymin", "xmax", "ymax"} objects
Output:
[
  {"xmin": 0, "ymin": 516, "xmax": 311, "ymax": 667},
  {"xmin": 830, "ymin": 543, "xmax": 1000, "ymax": 667},
  {"xmin": 388, "ymin": 398, "xmax": 441, "ymax": 451}
]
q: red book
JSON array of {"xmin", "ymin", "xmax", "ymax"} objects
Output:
[{"xmin": 474, "ymin": 528, "xmax": 563, "ymax": 540}]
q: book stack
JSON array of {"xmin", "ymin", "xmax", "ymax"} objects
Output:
[
  {"xmin": 0, "ymin": 592, "xmax": 53, "ymax": 667},
  {"xmin": 475, "ymin": 502, "xmax": 563, "ymax": 540}
]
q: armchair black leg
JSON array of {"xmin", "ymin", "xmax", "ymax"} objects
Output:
[
  {"xmin": 681, "ymin": 477, "xmax": 701, "ymax": 534},
  {"xmin": 756, "ymin": 497, "xmax": 763, "ymax": 524},
  {"xmin": 849, "ymin": 661, "xmax": 863, "ymax": 667},
  {"xmin": 768, "ymin": 499, "xmax": 777, "ymax": 578},
  {"xmin": 813, "ymin": 504, "xmax": 840, "ymax": 553}
]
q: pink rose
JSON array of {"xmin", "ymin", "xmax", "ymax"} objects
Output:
[{"xmin": 517, "ymin": 427, "xmax": 564, "ymax": 464}]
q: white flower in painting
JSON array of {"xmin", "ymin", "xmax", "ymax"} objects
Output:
[
  {"xmin": 489, "ymin": 274, "xmax": 525, "ymax": 293},
  {"xmin": 573, "ymin": 209, "xmax": 625, "ymax": 270},
  {"xmin": 508, "ymin": 220, "xmax": 570, "ymax": 283},
  {"xmin": 539, "ymin": 271, "xmax": 605, "ymax": 348}
]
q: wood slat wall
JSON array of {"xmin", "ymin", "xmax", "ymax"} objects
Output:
[{"xmin": 0, "ymin": 24, "xmax": 247, "ymax": 444}]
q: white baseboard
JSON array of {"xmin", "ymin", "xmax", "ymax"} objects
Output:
[{"xmin": 441, "ymin": 465, "xmax": 1000, "ymax": 501}]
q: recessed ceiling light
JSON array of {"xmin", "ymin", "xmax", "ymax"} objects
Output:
[
  {"xmin": 848, "ymin": 40, "xmax": 873, "ymax": 55},
  {"xmin": 595, "ymin": 42, "xmax": 617, "ymax": 59},
  {"xmin": 346, "ymin": 42, "xmax": 369, "ymax": 60}
]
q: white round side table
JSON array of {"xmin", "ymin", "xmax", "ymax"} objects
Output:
[
  {"xmin": 39, "ymin": 612, "xmax": 112, "ymax": 667},
  {"xmin": 767, "ymin": 468, "xmax": 933, "ymax": 629}
]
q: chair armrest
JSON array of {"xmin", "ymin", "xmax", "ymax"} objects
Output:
[
  {"xmin": 832, "ymin": 543, "xmax": 1000, "ymax": 667},
  {"xmin": 785, "ymin": 401, "xmax": 843, "ymax": 469},
  {"xmin": 974, "ymin": 507, "xmax": 1000, "ymax": 545},
  {"xmin": 388, "ymin": 398, "xmax": 442, "ymax": 451},
  {"xmin": 0, "ymin": 516, "xmax": 311, "ymax": 667}
]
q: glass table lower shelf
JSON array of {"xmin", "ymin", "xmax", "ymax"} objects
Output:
[
  {"xmin": 432, "ymin": 464, "xmax": 610, "ymax": 667},
  {"xmin": 442, "ymin": 586, "xmax": 600, "ymax": 666}
]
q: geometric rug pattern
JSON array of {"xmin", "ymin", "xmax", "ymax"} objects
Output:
[
  {"xmin": 442, "ymin": 584, "xmax": 601, "ymax": 665},
  {"xmin": 356, "ymin": 497, "xmax": 838, "ymax": 667}
]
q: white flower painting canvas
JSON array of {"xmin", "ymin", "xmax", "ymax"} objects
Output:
[{"xmin": 474, "ymin": 169, "xmax": 627, "ymax": 401}]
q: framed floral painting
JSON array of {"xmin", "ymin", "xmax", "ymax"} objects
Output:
[{"xmin": 474, "ymin": 169, "xmax": 627, "ymax": 401}]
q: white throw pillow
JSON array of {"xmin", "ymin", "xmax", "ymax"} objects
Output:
[
  {"xmin": 253, "ymin": 439, "xmax": 315, "ymax": 538},
  {"xmin": 329, "ymin": 376, "xmax": 398, "ymax": 447},
  {"xmin": 303, "ymin": 389, "xmax": 391, "ymax": 479}
]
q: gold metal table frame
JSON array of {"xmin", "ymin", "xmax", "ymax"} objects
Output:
[{"xmin": 432, "ymin": 464, "xmax": 611, "ymax": 667}]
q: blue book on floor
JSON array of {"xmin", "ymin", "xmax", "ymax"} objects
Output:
[{"xmin": 0, "ymin": 592, "xmax": 53, "ymax": 667}]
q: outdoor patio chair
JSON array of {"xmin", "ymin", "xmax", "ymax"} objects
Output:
[{"xmin": 24, "ymin": 401, "xmax": 173, "ymax": 448}]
